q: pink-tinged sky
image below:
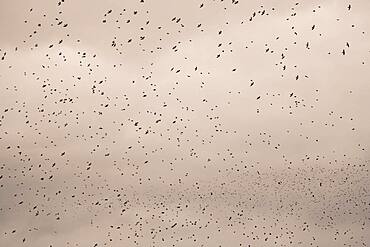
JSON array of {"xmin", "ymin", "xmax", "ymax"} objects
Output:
[{"xmin": 0, "ymin": 0, "xmax": 369, "ymax": 246}]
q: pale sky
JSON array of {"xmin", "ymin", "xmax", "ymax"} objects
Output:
[{"xmin": 0, "ymin": 0, "xmax": 370, "ymax": 246}]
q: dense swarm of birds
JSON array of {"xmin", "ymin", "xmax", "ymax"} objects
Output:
[{"xmin": 0, "ymin": 0, "xmax": 369, "ymax": 246}]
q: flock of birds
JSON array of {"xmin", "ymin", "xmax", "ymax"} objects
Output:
[{"xmin": 0, "ymin": 0, "xmax": 369, "ymax": 246}]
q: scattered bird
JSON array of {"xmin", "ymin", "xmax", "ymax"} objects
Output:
[{"xmin": 0, "ymin": 1, "xmax": 368, "ymax": 247}]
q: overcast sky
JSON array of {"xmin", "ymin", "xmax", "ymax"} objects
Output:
[{"xmin": 0, "ymin": 0, "xmax": 370, "ymax": 246}]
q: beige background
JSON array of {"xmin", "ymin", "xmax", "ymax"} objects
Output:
[{"xmin": 0, "ymin": 0, "xmax": 369, "ymax": 246}]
